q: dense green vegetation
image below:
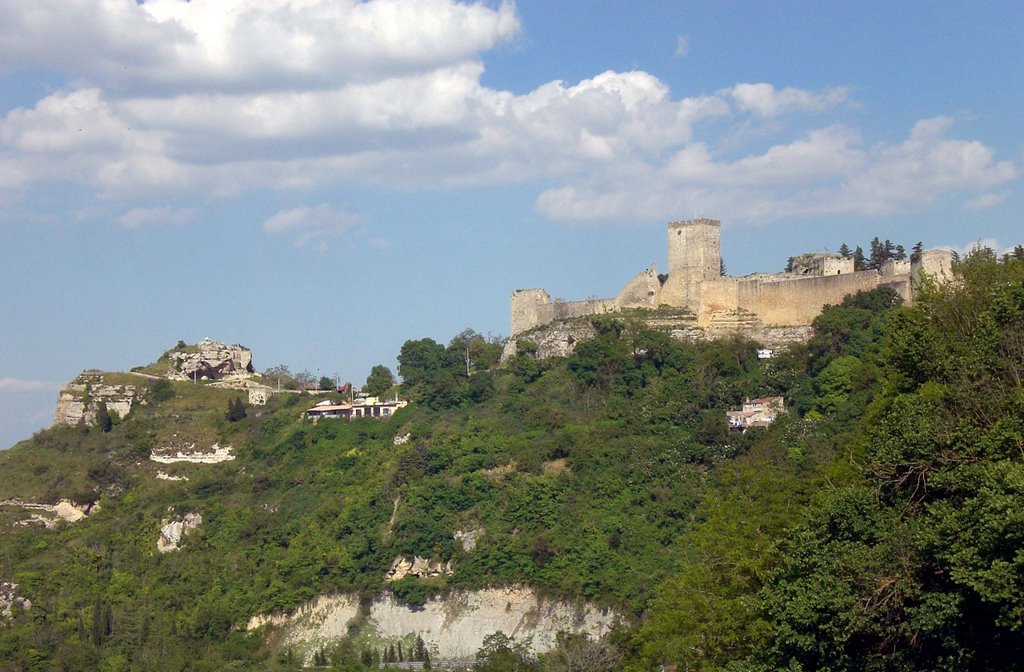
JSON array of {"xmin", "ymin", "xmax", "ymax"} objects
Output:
[{"xmin": 0, "ymin": 251, "xmax": 1022, "ymax": 671}]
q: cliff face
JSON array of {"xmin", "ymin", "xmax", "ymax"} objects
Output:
[
  {"xmin": 52, "ymin": 372, "xmax": 143, "ymax": 427},
  {"xmin": 248, "ymin": 586, "xmax": 618, "ymax": 664}
]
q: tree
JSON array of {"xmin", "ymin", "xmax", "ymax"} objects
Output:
[
  {"xmin": 225, "ymin": 397, "xmax": 246, "ymax": 422},
  {"xmin": 94, "ymin": 402, "xmax": 112, "ymax": 433},
  {"xmin": 397, "ymin": 338, "xmax": 447, "ymax": 386},
  {"xmin": 544, "ymin": 632, "xmax": 621, "ymax": 672},
  {"xmin": 853, "ymin": 246, "xmax": 867, "ymax": 271},
  {"xmin": 476, "ymin": 632, "xmax": 538, "ymax": 672},
  {"xmin": 149, "ymin": 378, "xmax": 174, "ymax": 402},
  {"xmin": 838, "ymin": 242, "xmax": 851, "ymax": 258},
  {"xmin": 365, "ymin": 365, "xmax": 395, "ymax": 397},
  {"xmin": 911, "ymin": 241, "xmax": 924, "ymax": 263},
  {"xmin": 293, "ymin": 370, "xmax": 316, "ymax": 389},
  {"xmin": 318, "ymin": 376, "xmax": 334, "ymax": 391}
]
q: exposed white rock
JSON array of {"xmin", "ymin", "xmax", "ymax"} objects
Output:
[
  {"xmin": 166, "ymin": 338, "xmax": 254, "ymax": 381},
  {"xmin": 384, "ymin": 556, "xmax": 454, "ymax": 582},
  {"xmin": 248, "ymin": 586, "xmax": 618, "ymax": 663},
  {"xmin": 454, "ymin": 528, "xmax": 483, "ymax": 552},
  {"xmin": 156, "ymin": 472, "xmax": 189, "ymax": 482},
  {"xmin": 151, "ymin": 443, "xmax": 234, "ymax": 464},
  {"xmin": 0, "ymin": 582, "xmax": 31, "ymax": 620},
  {"xmin": 393, "ymin": 433, "xmax": 411, "ymax": 445},
  {"xmin": 157, "ymin": 513, "xmax": 202, "ymax": 553},
  {"xmin": 52, "ymin": 373, "xmax": 142, "ymax": 427},
  {"xmin": 1, "ymin": 498, "xmax": 97, "ymax": 529}
]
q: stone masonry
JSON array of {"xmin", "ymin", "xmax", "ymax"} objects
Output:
[{"xmin": 510, "ymin": 218, "xmax": 954, "ymax": 339}]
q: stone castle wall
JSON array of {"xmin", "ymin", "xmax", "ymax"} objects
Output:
[{"xmin": 510, "ymin": 218, "xmax": 954, "ymax": 340}]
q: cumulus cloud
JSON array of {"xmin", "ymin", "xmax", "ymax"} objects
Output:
[
  {"xmin": 263, "ymin": 204, "xmax": 360, "ymax": 248},
  {"xmin": 536, "ymin": 116, "xmax": 1017, "ymax": 222},
  {"xmin": 0, "ymin": 2, "xmax": 1015, "ymax": 229},
  {"xmin": 0, "ymin": 377, "xmax": 57, "ymax": 392},
  {"xmin": 728, "ymin": 83, "xmax": 849, "ymax": 117},
  {"xmin": 0, "ymin": 0, "xmax": 520, "ymax": 92}
]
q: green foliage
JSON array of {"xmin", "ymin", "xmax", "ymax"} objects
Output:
[
  {"xmin": 475, "ymin": 632, "xmax": 539, "ymax": 672},
  {"xmin": 149, "ymin": 378, "xmax": 174, "ymax": 402},
  {"xmin": 365, "ymin": 364, "xmax": 395, "ymax": 396},
  {"xmin": 225, "ymin": 396, "xmax": 247, "ymax": 422},
  {"xmin": 4, "ymin": 264, "xmax": 1023, "ymax": 671},
  {"xmin": 94, "ymin": 402, "xmax": 113, "ymax": 433}
]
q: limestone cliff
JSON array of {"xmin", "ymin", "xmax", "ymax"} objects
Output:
[
  {"xmin": 52, "ymin": 372, "xmax": 143, "ymax": 427},
  {"xmin": 248, "ymin": 586, "xmax": 618, "ymax": 664}
]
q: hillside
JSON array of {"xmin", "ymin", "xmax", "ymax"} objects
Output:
[{"xmin": 1, "ymin": 249, "xmax": 1023, "ymax": 671}]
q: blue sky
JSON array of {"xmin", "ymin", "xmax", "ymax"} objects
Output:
[{"xmin": 1, "ymin": 0, "xmax": 1021, "ymax": 448}]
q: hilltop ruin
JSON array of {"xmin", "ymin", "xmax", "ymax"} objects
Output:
[{"xmin": 509, "ymin": 218, "xmax": 953, "ymax": 351}]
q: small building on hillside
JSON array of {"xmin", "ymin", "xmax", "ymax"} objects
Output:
[
  {"xmin": 727, "ymin": 396, "xmax": 785, "ymax": 431},
  {"xmin": 304, "ymin": 395, "xmax": 408, "ymax": 421}
]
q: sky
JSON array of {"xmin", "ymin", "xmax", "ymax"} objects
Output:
[{"xmin": 1, "ymin": 0, "xmax": 1022, "ymax": 448}]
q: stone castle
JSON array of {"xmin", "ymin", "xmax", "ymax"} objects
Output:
[{"xmin": 510, "ymin": 218, "xmax": 953, "ymax": 343}]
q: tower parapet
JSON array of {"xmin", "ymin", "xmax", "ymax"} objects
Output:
[{"xmin": 667, "ymin": 218, "xmax": 721, "ymax": 280}]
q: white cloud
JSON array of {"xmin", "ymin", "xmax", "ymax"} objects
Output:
[
  {"xmin": 263, "ymin": 204, "xmax": 360, "ymax": 248},
  {"xmin": 675, "ymin": 35, "xmax": 689, "ymax": 57},
  {"xmin": 537, "ymin": 117, "xmax": 1017, "ymax": 222},
  {"xmin": 0, "ymin": 0, "xmax": 520, "ymax": 92},
  {"xmin": 728, "ymin": 83, "xmax": 849, "ymax": 117},
  {"xmin": 0, "ymin": 2, "xmax": 1014, "ymax": 229},
  {"xmin": 964, "ymin": 192, "xmax": 1007, "ymax": 210},
  {"xmin": 0, "ymin": 377, "xmax": 57, "ymax": 392},
  {"xmin": 116, "ymin": 207, "xmax": 196, "ymax": 229}
]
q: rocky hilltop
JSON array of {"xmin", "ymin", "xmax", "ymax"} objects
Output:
[
  {"xmin": 163, "ymin": 337, "xmax": 254, "ymax": 381},
  {"xmin": 52, "ymin": 338, "xmax": 259, "ymax": 427},
  {"xmin": 52, "ymin": 371, "xmax": 145, "ymax": 427}
]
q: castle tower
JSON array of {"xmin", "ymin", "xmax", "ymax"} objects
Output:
[{"xmin": 668, "ymin": 218, "xmax": 721, "ymax": 281}]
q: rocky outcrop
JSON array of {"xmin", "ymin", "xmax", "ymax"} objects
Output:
[
  {"xmin": 503, "ymin": 318, "xmax": 814, "ymax": 362},
  {"xmin": 157, "ymin": 513, "xmax": 202, "ymax": 552},
  {"xmin": 150, "ymin": 442, "xmax": 234, "ymax": 464},
  {"xmin": 247, "ymin": 586, "xmax": 619, "ymax": 663},
  {"xmin": 384, "ymin": 556, "xmax": 454, "ymax": 582},
  {"xmin": 0, "ymin": 582, "xmax": 30, "ymax": 620},
  {"xmin": 501, "ymin": 322, "xmax": 597, "ymax": 360},
  {"xmin": 454, "ymin": 528, "xmax": 483, "ymax": 552},
  {"xmin": 165, "ymin": 338, "xmax": 254, "ymax": 382},
  {"xmin": 52, "ymin": 372, "xmax": 142, "ymax": 427},
  {"xmin": 1, "ymin": 498, "xmax": 98, "ymax": 529}
]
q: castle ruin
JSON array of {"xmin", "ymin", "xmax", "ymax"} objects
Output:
[{"xmin": 510, "ymin": 218, "xmax": 953, "ymax": 341}]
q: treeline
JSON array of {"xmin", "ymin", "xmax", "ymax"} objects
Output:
[{"xmin": 632, "ymin": 247, "xmax": 1024, "ymax": 671}]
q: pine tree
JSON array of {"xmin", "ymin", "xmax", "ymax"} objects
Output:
[
  {"xmin": 895, "ymin": 244, "xmax": 907, "ymax": 261},
  {"xmin": 911, "ymin": 241, "xmax": 924, "ymax": 263},
  {"xmin": 838, "ymin": 243, "xmax": 851, "ymax": 258},
  {"xmin": 398, "ymin": 641, "xmax": 404, "ymax": 662},
  {"xmin": 853, "ymin": 246, "xmax": 867, "ymax": 271},
  {"xmin": 225, "ymin": 397, "xmax": 247, "ymax": 422},
  {"xmin": 868, "ymin": 237, "xmax": 885, "ymax": 269},
  {"xmin": 423, "ymin": 650, "xmax": 431, "ymax": 670},
  {"xmin": 414, "ymin": 635, "xmax": 427, "ymax": 662}
]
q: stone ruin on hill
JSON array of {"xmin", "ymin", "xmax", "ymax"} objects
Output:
[
  {"xmin": 52, "ymin": 338, "xmax": 266, "ymax": 428},
  {"xmin": 165, "ymin": 338, "xmax": 255, "ymax": 381},
  {"xmin": 506, "ymin": 218, "xmax": 955, "ymax": 357}
]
